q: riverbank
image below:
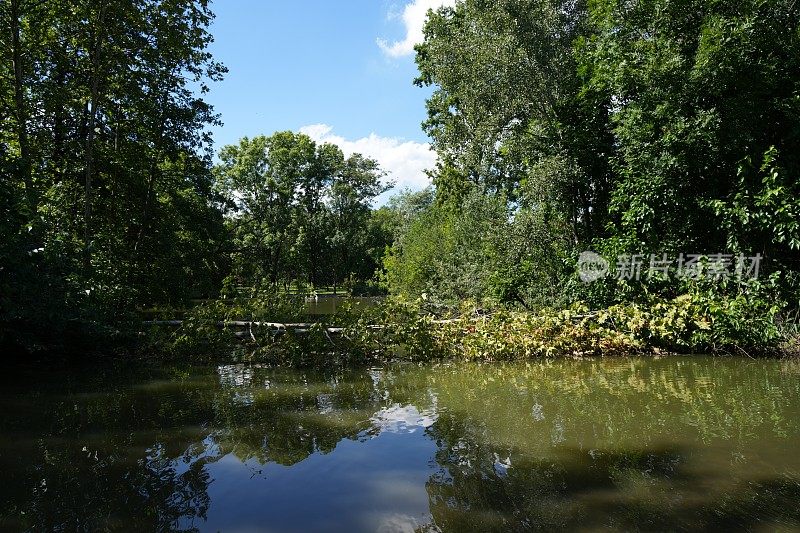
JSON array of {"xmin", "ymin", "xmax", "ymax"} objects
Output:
[
  {"xmin": 143, "ymin": 294, "xmax": 799, "ymax": 365},
  {"xmin": 6, "ymin": 291, "xmax": 796, "ymax": 364}
]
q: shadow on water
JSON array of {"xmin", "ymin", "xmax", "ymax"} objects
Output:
[
  {"xmin": 424, "ymin": 438, "xmax": 800, "ymax": 531},
  {"xmin": 0, "ymin": 357, "xmax": 798, "ymax": 531}
]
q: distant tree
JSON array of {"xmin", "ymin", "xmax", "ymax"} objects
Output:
[
  {"xmin": 217, "ymin": 133, "xmax": 314, "ymax": 289},
  {"xmin": 327, "ymin": 154, "xmax": 390, "ymax": 292},
  {"xmin": 215, "ymin": 132, "xmax": 389, "ymax": 293}
]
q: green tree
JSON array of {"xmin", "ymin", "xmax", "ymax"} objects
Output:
[
  {"xmin": 579, "ymin": 0, "xmax": 800, "ymax": 258},
  {"xmin": 416, "ymin": 0, "xmax": 614, "ymax": 241},
  {"xmin": 215, "ymin": 132, "xmax": 389, "ymax": 294},
  {"xmin": 327, "ymin": 153, "xmax": 389, "ymax": 292},
  {"xmin": 0, "ymin": 0, "xmax": 226, "ymax": 352},
  {"xmin": 398, "ymin": 0, "xmax": 800, "ymax": 309},
  {"xmin": 217, "ymin": 133, "xmax": 315, "ymax": 289}
]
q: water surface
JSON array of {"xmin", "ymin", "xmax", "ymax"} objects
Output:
[
  {"xmin": 304, "ymin": 295, "xmax": 382, "ymax": 316},
  {"xmin": 1, "ymin": 357, "xmax": 799, "ymax": 531}
]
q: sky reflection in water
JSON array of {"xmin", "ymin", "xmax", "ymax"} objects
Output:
[{"xmin": 1, "ymin": 357, "xmax": 799, "ymax": 531}]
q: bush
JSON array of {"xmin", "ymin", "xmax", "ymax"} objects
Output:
[{"xmin": 146, "ymin": 281, "xmax": 791, "ymax": 365}]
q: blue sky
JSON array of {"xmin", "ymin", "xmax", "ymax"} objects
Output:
[{"xmin": 204, "ymin": 0, "xmax": 455, "ymax": 198}]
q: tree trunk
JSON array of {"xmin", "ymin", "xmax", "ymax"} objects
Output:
[
  {"xmin": 84, "ymin": 13, "xmax": 104, "ymax": 274},
  {"xmin": 10, "ymin": 0, "xmax": 34, "ymax": 212},
  {"xmin": 53, "ymin": 54, "xmax": 67, "ymax": 186}
]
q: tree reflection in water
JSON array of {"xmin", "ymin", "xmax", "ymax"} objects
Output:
[{"xmin": 0, "ymin": 357, "xmax": 798, "ymax": 531}]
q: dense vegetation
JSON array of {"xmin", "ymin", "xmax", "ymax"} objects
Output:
[
  {"xmin": 214, "ymin": 132, "xmax": 392, "ymax": 294},
  {"xmin": 2, "ymin": 0, "xmax": 800, "ymax": 359},
  {"xmin": 388, "ymin": 0, "xmax": 800, "ymax": 306},
  {"xmin": 0, "ymin": 1, "xmax": 392, "ymax": 354},
  {"xmin": 0, "ymin": 0, "xmax": 227, "ymax": 352},
  {"xmin": 382, "ymin": 0, "xmax": 800, "ymax": 355}
]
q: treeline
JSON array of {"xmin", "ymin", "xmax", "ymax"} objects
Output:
[
  {"xmin": 386, "ymin": 0, "xmax": 800, "ymax": 313},
  {"xmin": 0, "ymin": 1, "xmax": 392, "ymax": 353},
  {"xmin": 0, "ymin": 0, "xmax": 229, "ymax": 351},
  {"xmin": 5, "ymin": 0, "xmax": 800, "ymax": 356},
  {"xmin": 215, "ymin": 132, "xmax": 392, "ymax": 295}
]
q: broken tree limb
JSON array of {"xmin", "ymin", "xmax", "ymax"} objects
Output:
[{"xmin": 142, "ymin": 319, "xmax": 347, "ymax": 335}]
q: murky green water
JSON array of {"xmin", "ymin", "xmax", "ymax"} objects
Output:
[
  {"xmin": 1, "ymin": 357, "xmax": 799, "ymax": 532},
  {"xmin": 305, "ymin": 295, "xmax": 383, "ymax": 316}
]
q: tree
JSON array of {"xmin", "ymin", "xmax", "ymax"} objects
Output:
[
  {"xmin": 215, "ymin": 132, "xmax": 389, "ymax": 293},
  {"xmin": 415, "ymin": 0, "xmax": 614, "ymax": 242},
  {"xmin": 0, "ymin": 0, "xmax": 226, "ymax": 351},
  {"xmin": 398, "ymin": 0, "xmax": 800, "ymax": 307},
  {"xmin": 327, "ymin": 153, "xmax": 389, "ymax": 292},
  {"xmin": 217, "ymin": 133, "xmax": 314, "ymax": 289},
  {"xmin": 579, "ymin": 0, "xmax": 800, "ymax": 258}
]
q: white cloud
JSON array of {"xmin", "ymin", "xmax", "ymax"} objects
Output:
[
  {"xmin": 377, "ymin": 0, "xmax": 457, "ymax": 58},
  {"xmin": 299, "ymin": 124, "xmax": 435, "ymax": 204},
  {"xmin": 370, "ymin": 404, "xmax": 437, "ymax": 434}
]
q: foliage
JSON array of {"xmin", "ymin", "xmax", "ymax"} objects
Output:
[
  {"xmin": 149, "ymin": 281, "xmax": 788, "ymax": 365},
  {"xmin": 578, "ymin": 0, "xmax": 800, "ymax": 259},
  {"xmin": 712, "ymin": 146, "xmax": 800, "ymax": 254},
  {"xmin": 147, "ymin": 291, "xmax": 306, "ymax": 359},
  {"xmin": 422, "ymin": 287, "xmax": 783, "ymax": 361},
  {"xmin": 385, "ymin": 188, "xmax": 571, "ymax": 309},
  {"xmin": 4, "ymin": 0, "xmax": 800, "ymax": 360},
  {"xmin": 215, "ymin": 132, "xmax": 392, "ymax": 293},
  {"xmin": 416, "ymin": 0, "xmax": 613, "ymax": 235},
  {"xmin": 388, "ymin": 0, "xmax": 800, "ymax": 336},
  {"xmin": 0, "ymin": 0, "xmax": 226, "ymax": 353}
]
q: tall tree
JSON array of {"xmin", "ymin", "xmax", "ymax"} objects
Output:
[
  {"xmin": 0, "ymin": 0, "xmax": 226, "ymax": 350},
  {"xmin": 415, "ymin": 0, "xmax": 614, "ymax": 242},
  {"xmin": 216, "ymin": 132, "xmax": 389, "ymax": 293}
]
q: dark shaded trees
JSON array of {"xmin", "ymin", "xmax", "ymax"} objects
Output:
[{"xmin": 0, "ymin": 0, "xmax": 226, "ymax": 351}]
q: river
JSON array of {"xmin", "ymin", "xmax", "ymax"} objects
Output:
[{"xmin": 1, "ymin": 357, "xmax": 799, "ymax": 531}]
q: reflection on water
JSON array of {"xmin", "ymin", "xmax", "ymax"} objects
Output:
[
  {"xmin": 304, "ymin": 295, "xmax": 383, "ymax": 316},
  {"xmin": 0, "ymin": 358, "xmax": 799, "ymax": 531}
]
